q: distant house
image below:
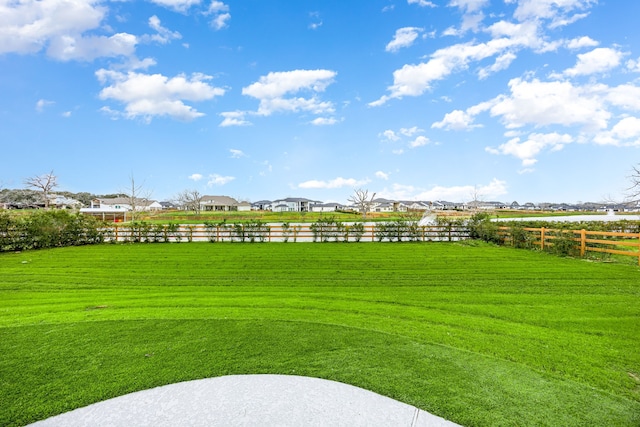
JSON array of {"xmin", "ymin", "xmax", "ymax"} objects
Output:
[
  {"xmin": 369, "ymin": 198, "xmax": 407, "ymax": 213},
  {"xmin": 80, "ymin": 197, "xmax": 161, "ymax": 221},
  {"xmin": 402, "ymin": 201, "xmax": 431, "ymax": 211},
  {"xmin": 271, "ymin": 198, "xmax": 319, "ymax": 212},
  {"xmin": 159, "ymin": 201, "xmax": 177, "ymax": 210},
  {"xmin": 477, "ymin": 201, "xmax": 508, "ymax": 210},
  {"xmin": 252, "ymin": 200, "xmax": 273, "ymax": 211},
  {"xmin": 48, "ymin": 194, "xmax": 82, "ymax": 209},
  {"xmin": 238, "ymin": 201, "xmax": 252, "ymax": 212},
  {"xmin": 200, "ymin": 195, "xmax": 239, "ymax": 212},
  {"xmin": 85, "ymin": 197, "xmax": 161, "ymax": 211},
  {"xmin": 311, "ymin": 202, "xmax": 346, "ymax": 212}
]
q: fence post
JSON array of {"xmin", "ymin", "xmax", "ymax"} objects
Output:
[
  {"xmin": 580, "ymin": 229, "xmax": 586, "ymax": 257},
  {"xmin": 540, "ymin": 227, "xmax": 545, "ymax": 250},
  {"xmin": 115, "ymin": 225, "xmax": 118, "ymax": 242}
]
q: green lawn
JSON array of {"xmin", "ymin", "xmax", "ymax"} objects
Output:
[{"xmin": 1, "ymin": 243, "xmax": 639, "ymax": 426}]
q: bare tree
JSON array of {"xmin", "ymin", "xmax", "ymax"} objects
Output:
[
  {"xmin": 123, "ymin": 174, "xmax": 152, "ymax": 221},
  {"xmin": 628, "ymin": 164, "xmax": 640, "ymax": 203},
  {"xmin": 469, "ymin": 185, "xmax": 483, "ymax": 211},
  {"xmin": 176, "ymin": 189, "xmax": 204, "ymax": 214},
  {"xmin": 24, "ymin": 170, "xmax": 58, "ymax": 209},
  {"xmin": 348, "ymin": 188, "xmax": 376, "ymax": 219}
]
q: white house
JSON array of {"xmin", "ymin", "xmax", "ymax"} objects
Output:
[
  {"xmin": 402, "ymin": 201, "xmax": 431, "ymax": 211},
  {"xmin": 311, "ymin": 202, "xmax": 346, "ymax": 212},
  {"xmin": 271, "ymin": 198, "xmax": 319, "ymax": 212},
  {"xmin": 252, "ymin": 200, "xmax": 273, "ymax": 211},
  {"xmin": 370, "ymin": 198, "xmax": 408, "ymax": 213},
  {"xmin": 80, "ymin": 197, "xmax": 162, "ymax": 221},
  {"xmin": 238, "ymin": 201, "xmax": 252, "ymax": 212}
]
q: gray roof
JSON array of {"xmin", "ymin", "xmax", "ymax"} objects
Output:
[{"xmin": 200, "ymin": 195, "xmax": 239, "ymax": 206}]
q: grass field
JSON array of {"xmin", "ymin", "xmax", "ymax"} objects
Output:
[{"xmin": 1, "ymin": 242, "xmax": 639, "ymax": 426}]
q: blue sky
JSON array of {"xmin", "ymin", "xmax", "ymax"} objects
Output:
[{"xmin": 2, "ymin": 0, "xmax": 640, "ymax": 204}]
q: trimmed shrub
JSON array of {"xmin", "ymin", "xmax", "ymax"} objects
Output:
[{"xmin": 0, "ymin": 210, "xmax": 104, "ymax": 252}]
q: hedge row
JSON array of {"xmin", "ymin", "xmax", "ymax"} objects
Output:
[{"xmin": 0, "ymin": 210, "xmax": 104, "ymax": 252}]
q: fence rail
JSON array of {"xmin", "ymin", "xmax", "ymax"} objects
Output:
[
  {"xmin": 105, "ymin": 223, "xmax": 470, "ymax": 243},
  {"xmin": 499, "ymin": 226, "xmax": 640, "ymax": 265}
]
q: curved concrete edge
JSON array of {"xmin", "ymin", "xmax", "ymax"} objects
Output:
[{"xmin": 28, "ymin": 375, "xmax": 462, "ymax": 427}]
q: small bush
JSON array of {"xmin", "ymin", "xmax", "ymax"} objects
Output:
[
  {"xmin": 310, "ymin": 217, "xmax": 342, "ymax": 242},
  {"xmin": 509, "ymin": 224, "xmax": 534, "ymax": 249},
  {"xmin": 467, "ymin": 213, "xmax": 502, "ymax": 244},
  {"xmin": 547, "ymin": 230, "xmax": 579, "ymax": 257}
]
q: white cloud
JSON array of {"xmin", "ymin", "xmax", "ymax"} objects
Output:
[
  {"xmin": 562, "ymin": 47, "xmax": 624, "ymax": 77},
  {"xmin": 205, "ymin": 1, "xmax": 230, "ymax": 30},
  {"xmin": 207, "ymin": 173, "xmax": 235, "ymax": 186},
  {"xmin": 409, "ymin": 135, "xmax": 430, "ymax": 148},
  {"xmin": 35, "ymin": 99, "xmax": 54, "ymax": 112},
  {"xmin": 62, "ymin": 111, "xmax": 71, "ymax": 118},
  {"xmin": 375, "ymin": 171, "xmax": 389, "ymax": 180},
  {"xmin": 478, "ymin": 52, "xmax": 517, "ymax": 79},
  {"xmin": 298, "ymin": 177, "xmax": 370, "ymax": 189},
  {"xmin": 96, "ymin": 70, "xmax": 225, "ymax": 121},
  {"xmin": 400, "ymin": 126, "xmax": 423, "ymax": 136},
  {"xmin": 432, "ymin": 109, "xmax": 477, "ymax": 130},
  {"xmin": 308, "ymin": 12, "xmax": 322, "ymax": 30},
  {"xmin": 593, "ymin": 117, "xmax": 640, "ymax": 146},
  {"xmin": 148, "ymin": 0, "xmax": 201, "ymax": 12},
  {"xmin": 510, "ymin": 0, "xmax": 595, "ymax": 27},
  {"xmin": 47, "ymin": 33, "xmax": 138, "ymax": 61},
  {"xmin": 444, "ymin": 1, "xmax": 489, "ymax": 36},
  {"xmin": 0, "ymin": 0, "xmax": 142, "ymax": 61},
  {"xmin": 229, "ymin": 149, "xmax": 246, "ymax": 158},
  {"xmin": 488, "ymin": 78, "xmax": 611, "ymax": 131},
  {"xmin": 386, "ymin": 27, "xmax": 424, "ymax": 53},
  {"xmin": 380, "ymin": 130, "xmax": 400, "ymax": 141},
  {"xmin": 486, "ymin": 132, "xmax": 573, "ymax": 165},
  {"xmin": 449, "ymin": 0, "xmax": 488, "ymax": 13},
  {"xmin": 626, "ymin": 58, "xmax": 640, "ymax": 73},
  {"xmin": 407, "ymin": 0, "xmax": 436, "ymax": 7},
  {"xmin": 211, "ymin": 13, "xmax": 231, "ymax": 30},
  {"xmin": 370, "ymin": 20, "xmax": 541, "ymax": 105},
  {"xmin": 566, "ymin": 36, "xmax": 599, "ymax": 49},
  {"xmin": 610, "ymin": 117, "xmax": 640, "ymax": 140},
  {"xmin": 189, "ymin": 173, "xmax": 203, "ymax": 181},
  {"xmin": 242, "ymin": 69, "xmax": 337, "ymax": 117},
  {"xmin": 548, "ymin": 12, "xmax": 589, "ymax": 29},
  {"xmin": 207, "ymin": 0, "xmax": 228, "ymax": 13},
  {"xmin": 379, "ymin": 178, "xmax": 507, "ymax": 201},
  {"xmin": 605, "ymin": 84, "xmax": 640, "ymax": 111},
  {"xmin": 311, "ymin": 117, "xmax": 338, "ymax": 126},
  {"xmin": 0, "ymin": 0, "xmax": 105, "ymax": 55},
  {"xmin": 146, "ymin": 16, "xmax": 181, "ymax": 45},
  {"xmin": 126, "ymin": 57, "xmax": 158, "ymax": 71},
  {"xmin": 219, "ymin": 111, "xmax": 252, "ymax": 127}
]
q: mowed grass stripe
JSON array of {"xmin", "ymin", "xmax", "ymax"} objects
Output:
[{"xmin": 1, "ymin": 242, "xmax": 639, "ymax": 426}]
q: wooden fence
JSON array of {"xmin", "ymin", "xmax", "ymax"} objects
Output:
[
  {"xmin": 499, "ymin": 226, "xmax": 640, "ymax": 265},
  {"xmin": 105, "ymin": 223, "xmax": 469, "ymax": 243}
]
